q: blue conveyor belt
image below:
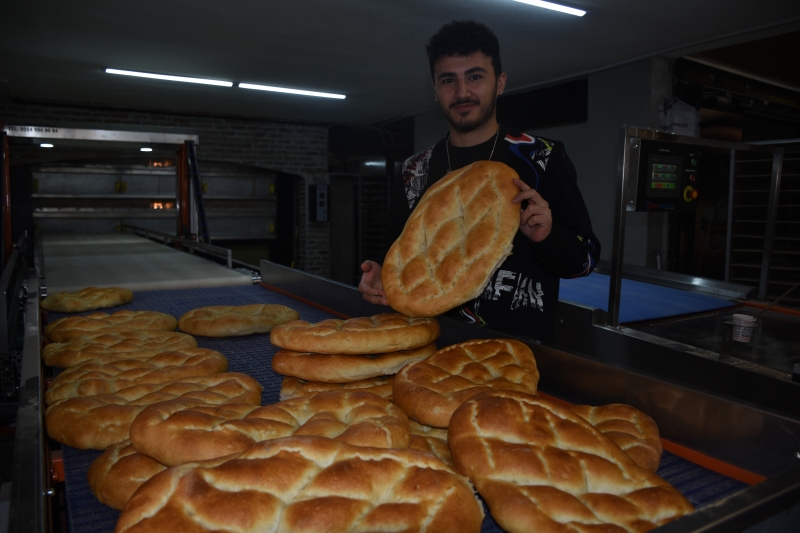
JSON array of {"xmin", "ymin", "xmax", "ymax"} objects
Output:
[
  {"xmin": 52, "ymin": 285, "xmax": 748, "ymax": 533},
  {"xmin": 560, "ymin": 272, "xmax": 735, "ymax": 323}
]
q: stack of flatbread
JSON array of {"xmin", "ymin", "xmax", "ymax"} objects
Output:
[{"xmin": 270, "ymin": 313, "xmax": 440, "ymax": 400}]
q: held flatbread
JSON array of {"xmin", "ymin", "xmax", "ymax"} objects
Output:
[
  {"xmin": 271, "ymin": 343, "xmax": 436, "ymax": 382},
  {"xmin": 270, "ymin": 313, "xmax": 440, "ymax": 354},
  {"xmin": 280, "ymin": 376, "xmax": 394, "ymax": 401},
  {"xmin": 178, "ymin": 304, "xmax": 300, "ymax": 337},
  {"xmin": 448, "ymin": 390, "xmax": 693, "ymax": 533},
  {"xmin": 45, "ymin": 348, "xmax": 229, "ymax": 405},
  {"xmin": 115, "ymin": 436, "xmax": 484, "ymax": 533},
  {"xmin": 382, "ymin": 161, "xmax": 521, "ymax": 317},
  {"xmin": 41, "ymin": 287, "xmax": 134, "ymax": 313},
  {"xmin": 130, "ymin": 390, "xmax": 411, "ymax": 466},
  {"xmin": 42, "ymin": 331, "xmax": 198, "ymax": 368},
  {"xmin": 44, "ymin": 310, "xmax": 177, "ymax": 343},
  {"xmin": 45, "ymin": 372, "xmax": 262, "ymax": 450},
  {"xmin": 393, "ymin": 338, "xmax": 539, "ymax": 427},
  {"xmin": 571, "ymin": 403, "xmax": 663, "ymax": 473},
  {"xmin": 87, "ymin": 439, "xmax": 166, "ymax": 510}
]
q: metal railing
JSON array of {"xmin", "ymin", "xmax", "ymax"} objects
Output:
[{"xmin": 120, "ymin": 224, "xmax": 233, "ymax": 269}]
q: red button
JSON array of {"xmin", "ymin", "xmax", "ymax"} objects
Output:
[{"xmin": 689, "ymin": 174, "xmax": 696, "ymax": 182}]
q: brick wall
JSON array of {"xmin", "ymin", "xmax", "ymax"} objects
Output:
[{"xmin": 0, "ymin": 101, "xmax": 331, "ymax": 276}]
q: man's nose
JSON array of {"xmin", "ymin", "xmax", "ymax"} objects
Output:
[{"xmin": 454, "ymin": 78, "xmax": 470, "ymax": 99}]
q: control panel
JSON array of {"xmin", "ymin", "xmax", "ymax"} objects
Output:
[{"xmin": 634, "ymin": 140, "xmax": 700, "ymax": 212}]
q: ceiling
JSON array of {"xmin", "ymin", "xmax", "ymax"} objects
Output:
[{"xmin": 2, "ymin": 0, "xmax": 800, "ymax": 126}]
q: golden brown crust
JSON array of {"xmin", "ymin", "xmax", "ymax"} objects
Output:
[
  {"xmin": 177, "ymin": 304, "xmax": 300, "ymax": 337},
  {"xmin": 382, "ymin": 161, "xmax": 521, "ymax": 317},
  {"xmin": 87, "ymin": 439, "xmax": 166, "ymax": 510},
  {"xmin": 571, "ymin": 403, "xmax": 663, "ymax": 473},
  {"xmin": 44, "ymin": 311, "xmax": 177, "ymax": 343},
  {"xmin": 280, "ymin": 376, "xmax": 394, "ymax": 401},
  {"xmin": 270, "ymin": 313, "xmax": 440, "ymax": 354},
  {"xmin": 45, "ymin": 349, "xmax": 229, "ymax": 405},
  {"xmin": 393, "ymin": 338, "xmax": 539, "ymax": 428},
  {"xmin": 448, "ymin": 390, "xmax": 693, "ymax": 533},
  {"xmin": 42, "ymin": 331, "xmax": 198, "ymax": 368},
  {"xmin": 272, "ymin": 343, "xmax": 436, "ymax": 382},
  {"xmin": 409, "ymin": 420, "xmax": 454, "ymax": 468},
  {"xmin": 41, "ymin": 287, "xmax": 134, "ymax": 313},
  {"xmin": 45, "ymin": 372, "xmax": 262, "ymax": 450},
  {"xmin": 130, "ymin": 391, "xmax": 411, "ymax": 466},
  {"xmin": 115, "ymin": 435, "xmax": 484, "ymax": 533}
]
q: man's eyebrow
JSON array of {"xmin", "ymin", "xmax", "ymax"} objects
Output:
[{"xmin": 436, "ymin": 66, "xmax": 488, "ymax": 80}]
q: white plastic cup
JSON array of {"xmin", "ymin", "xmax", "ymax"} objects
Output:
[{"xmin": 732, "ymin": 314, "xmax": 756, "ymax": 343}]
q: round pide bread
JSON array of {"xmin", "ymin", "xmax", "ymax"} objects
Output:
[
  {"xmin": 280, "ymin": 376, "xmax": 394, "ymax": 401},
  {"xmin": 382, "ymin": 161, "xmax": 521, "ymax": 317},
  {"xmin": 87, "ymin": 439, "xmax": 166, "ymax": 510},
  {"xmin": 115, "ymin": 435, "xmax": 484, "ymax": 533},
  {"xmin": 271, "ymin": 343, "xmax": 436, "ymax": 382},
  {"xmin": 178, "ymin": 304, "xmax": 299, "ymax": 337},
  {"xmin": 570, "ymin": 403, "xmax": 663, "ymax": 473},
  {"xmin": 393, "ymin": 338, "xmax": 539, "ymax": 428},
  {"xmin": 44, "ymin": 348, "xmax": 229, "ymax": 405},
  {"xmin": 448, "ymin": 390, "xmax": 693, "ymax": 533},
  {"xmin": 44, "ymin": 310, "xmax": 177, "ymax": 343},
  {"xmin": 42, "ymin": 331, "xmax": 198, "ymax": 368},
  {"xmin": 270, "ymin": 313, "xmax": 439, "ymax": 354},
  {"xmin": 41, "ymin": 286, "xmax": 134, "ymax": 313},
  {"xmin": 129, "ymin": 390, "xmax": 411, "ymax": 466}
]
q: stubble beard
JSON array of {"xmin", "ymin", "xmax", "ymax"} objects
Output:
[{"xmin": 441, "ymin": 88, "xmax": 498, "ymax": 134}]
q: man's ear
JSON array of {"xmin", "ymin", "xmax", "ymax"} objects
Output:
[{"xmin": 496, "ymin": 72, "xmax": 507, "ymax": 96}]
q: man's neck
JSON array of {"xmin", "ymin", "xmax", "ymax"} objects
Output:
[{"xmin": 448, "ymin": 119, "xmax": 500, "ymax": 147}]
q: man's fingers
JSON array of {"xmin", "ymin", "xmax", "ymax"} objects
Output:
[{"xmin": 513, "ymin": 187, "xmax": 548, "ymax": 207}]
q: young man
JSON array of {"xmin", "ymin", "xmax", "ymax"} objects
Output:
[{"xmin": 358, "ymin": 20, "xmax": 600, "ymax": 342}]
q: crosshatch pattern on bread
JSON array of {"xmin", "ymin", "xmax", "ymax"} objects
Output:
[
  {"xmin": 382, "ymin": 161, "xmax": 521, "ymax": 317},
  {"xmin": 130, "ymin": 390, "xmax": 411, "ymax": 466},
  {"xmin": 45, "ymin": 348, "xmax": 229, "ymax": 405},
  {"xmin": 114, "ymin": 435, "xmax": 485, "ymax": 533},
  {"xmin": 280, "ymin": 376, "xmax": 394, "ymax": 401},
  {"xmin": 42, "ymin": 331, "xmax": 198, "ymax": 368},
  {"xmin": 270, "ymin": 313, "xmax": 440, "ymax": 354},
  {"xmin": 571, "ymin": 403, "xmax": 663, "ymax": 473},
  {"xmin": 87, "ymin": 439, "xmax": 166, "ymax": 511},
  {"xmin": 44, "ymin": 310, "xmax": 177, "ymax": 343},
  {"xmin": 393, "ymin": 338, "xmax": 539, "ymax": 428},
  {"xmin": 41, "ymin": 286, "xmax": 134, "ymax": 313},
  {"xmin": 272, "ymin": 343, "xmax": 436, "ymax": 382},
  {"xmin": 448, "ymin": 390, "xmax": 694, "ymax": 533},
  {"xmin": 44, "ymin": 372, "xmax": 262, "ymax": 450},
  {"xmin": 177, "ymin": 304, "xmax": 300, "ymax": 337}
]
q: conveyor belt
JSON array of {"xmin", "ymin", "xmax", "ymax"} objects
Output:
[
  {"xmin": 560, "ymin": 272, "xmax": 735, "ymax": 323},
  {"xmin": 50, "ymin": 285, "xmax": 750, "ymax": 533},
  {"xmin": 42, "ymin": 233, "xmax": 252, "ymax": 294}
]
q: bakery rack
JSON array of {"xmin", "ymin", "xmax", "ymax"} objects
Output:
[{"xmin": 6, "ymin": 258, "xmax": 800, "ymax": 532}]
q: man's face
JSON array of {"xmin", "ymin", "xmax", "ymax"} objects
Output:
[{"xmin": 432, "ymin": 52, "xmax": 506, "ymax": 133}]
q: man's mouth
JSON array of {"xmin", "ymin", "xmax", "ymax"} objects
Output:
[{"xmin": 451, "ymin": 100, "xmax": 479, "ymax": 112}]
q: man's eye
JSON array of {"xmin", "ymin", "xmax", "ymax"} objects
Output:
[{"xmin": 470, "ymin": 75, "xmax": 483, "ymax": 81}]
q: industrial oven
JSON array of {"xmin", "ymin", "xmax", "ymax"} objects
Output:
[{"xmin": 6, "ymin": 249, "xmax": 800, "ymax": 533}]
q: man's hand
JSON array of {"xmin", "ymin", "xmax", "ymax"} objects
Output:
[
  {"xmin": 358, "ymin": 260, "xmax": 388, "ymax": 305},
  {"xmin": 512, "ymin": 178, "xmax": 552, "ymax": 243}
]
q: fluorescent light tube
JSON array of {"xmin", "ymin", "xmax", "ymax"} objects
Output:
[
  {"xmin": 513, "ymin": 0, "xmax": 586, "ymax": 17},
  {"xmin": 105, "ymin": 68, "xmax": 233, "ymax": 87},
  {"xmin": 41, "ymin": 143, "xmax": 54, "ymax": 148},
  {"xmin": 140, "ymin": 147, "xmax": 153, "ymax": 152},
  {"xmin": 239, "ymin": 83, "xmax": 345, "ymax": 99}
]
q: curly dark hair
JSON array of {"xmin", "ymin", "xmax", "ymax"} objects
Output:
[{"xmin": 426, "ymin": 21, "xmax": 502, "ymax": 80}]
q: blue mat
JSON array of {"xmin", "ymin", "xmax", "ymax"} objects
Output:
[
  {"xmin": 560, "ymin": 273, "xmax": 735, "ymax": 323},
  {"xmin": 52, "ymin": 285, "xmax": 748, "ymax": 533}
]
